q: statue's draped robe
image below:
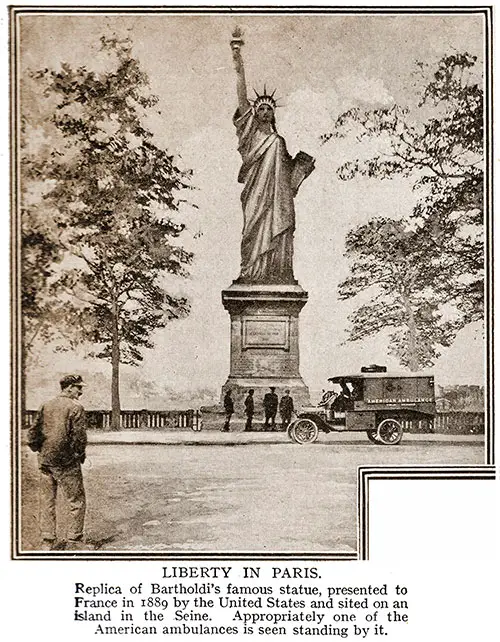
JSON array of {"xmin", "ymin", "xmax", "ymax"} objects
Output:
[{"xmin": 234, "ymin": 107, "xmax": 295, "ymax": 283}]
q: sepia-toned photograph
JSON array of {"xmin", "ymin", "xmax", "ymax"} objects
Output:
[{"xmin": 11, "ymin": 7, "xmax": 491, "ymax": 558}]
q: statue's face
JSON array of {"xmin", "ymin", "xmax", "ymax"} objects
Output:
[{"xmin": 255, "ymin": 103, "xmax": 274, "ymax": 123}]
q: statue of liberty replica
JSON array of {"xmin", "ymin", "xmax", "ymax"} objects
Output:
[
  {"xmin": 221, "ymin": 28, "xmax": 314, "ymax": 422},
  {"xmin": 231, "ymin": 28, "xmax": 315, "ymax": 284}
]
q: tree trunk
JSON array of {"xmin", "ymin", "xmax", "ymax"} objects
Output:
[
  {"xmin": 110, "ymin": 296, "xmax": 121, "ymax": 431},
  {"xmin": 402, "ymin": 292, "xmax": 419, "ymax": 372}
]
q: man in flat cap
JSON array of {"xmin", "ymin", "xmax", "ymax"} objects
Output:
[{"xmin": 28, "ymin": 374, "xmax": 88, "ymax": 550}]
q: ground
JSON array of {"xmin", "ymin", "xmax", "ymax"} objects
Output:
[{"xmin": 19, "ymin": 430, "xmax": 485, "ymax": 553}]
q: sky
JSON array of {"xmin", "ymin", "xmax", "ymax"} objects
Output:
[{"xmin": 18, "ymin": 9, "xmax": 487, "ymax": 406}]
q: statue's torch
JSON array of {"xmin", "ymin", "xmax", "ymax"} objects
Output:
[{"xmin": 230, "ymin": 26, "xmax": 245, "ymax": 52}]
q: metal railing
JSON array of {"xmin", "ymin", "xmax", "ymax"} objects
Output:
[{"xmin": 24, "ymin": 409, "xmax": 202, "ymax": 432}]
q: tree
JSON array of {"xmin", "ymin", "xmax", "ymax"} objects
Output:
[
  {"xmin": 22, "ymin": 36, "xmax": 195, "ymax": 429},
  {"xmin": 20, "ymin": 97, "xmax": 85, "ymax": 417},
  {"xmin": 20, "ymin": 198, "xmax": 64, "ymax": 352},
  {"xmin": 339, "ymin": 218, "xmax": 460, "ymax": 371},
  {"xmin": 323, "ymin": 52, "xmax": 484, "ymax": 367},
  {"xmin": 20, "ymin": 92, "xmax": 72, "ymax": 352}
]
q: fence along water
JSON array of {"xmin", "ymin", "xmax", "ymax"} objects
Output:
[
  {"xmin": 24, "ymin": 409, "xmax": 202, "ymax": 431},
  {"xmin": 23, "ymin": 409, "xmax": 483, "ymax": 434}
]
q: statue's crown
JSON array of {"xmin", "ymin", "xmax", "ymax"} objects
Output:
[{"xmin": 252, "ymin": 85, "xmax": 278, "ymax": 110}]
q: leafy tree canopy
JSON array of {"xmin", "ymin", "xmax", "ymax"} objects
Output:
[
  {"xmin": 323, "ymin": 53, "xmax": 484, "ymax": 369},
  {"xmin": 22, "ymin": 35, "xmax": 195, "ymax": 365},
  {"xmin": 339, "ymin": 218, "xmax": 460, "ymax": 371}
]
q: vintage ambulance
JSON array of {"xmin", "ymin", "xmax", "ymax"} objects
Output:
[{"xmin": 288, "ymin": 366, "xmax": 435, "ymax": 445}]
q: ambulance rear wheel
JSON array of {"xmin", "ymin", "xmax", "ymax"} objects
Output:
[{"xmin": 376, "ymin": 418, "xmax": 403, "ymax": 445}]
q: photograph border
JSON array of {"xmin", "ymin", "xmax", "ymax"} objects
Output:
[{"xmin": 10, "ymin": 4, "xmax": 495, "ymax": 561}]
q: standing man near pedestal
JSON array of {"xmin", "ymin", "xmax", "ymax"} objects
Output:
[
  {"xmin": 263, "ymin": 387, "xmax": 279, "ymax": 430},
  {"xmin": 222, "ymin": 389, "xmax": 234, "ymax": 432},
  {"xmin": 27, "ymin": 374, "xmax": 88, "ymax": 551},
  {"xmin": 279, "ymin": 389, "xmax": 295, "ymax": 430},
  {"xmin": 244, "ymin": 389, "xmax": 255, "ymax": 431}
]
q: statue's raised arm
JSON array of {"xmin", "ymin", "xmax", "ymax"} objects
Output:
[{"xmin": 230, "ymin": 27, "xmax": 250, "ymax": 114}]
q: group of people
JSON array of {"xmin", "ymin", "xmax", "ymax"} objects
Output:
[{"xmin": 222, "ymin": 387, "xmax": 294, "ymax": 432}]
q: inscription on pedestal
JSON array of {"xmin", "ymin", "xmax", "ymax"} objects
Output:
[{"xmin": 242, "ymin": 316, "xmax": 290, "ymax": 350}]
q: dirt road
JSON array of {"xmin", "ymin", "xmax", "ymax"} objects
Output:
[{"xmin": 19, "ymin": 432, "xmax": 484, "ymax": 553}]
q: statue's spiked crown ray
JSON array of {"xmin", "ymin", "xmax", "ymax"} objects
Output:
[{"xmin": 252, "ymin": 85, "xmax": 282, "ymax": 110}]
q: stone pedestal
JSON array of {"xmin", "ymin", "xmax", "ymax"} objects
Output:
[{"xmin": 221, "ymin": 282, "xmax": 310, "ymax": 414}]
